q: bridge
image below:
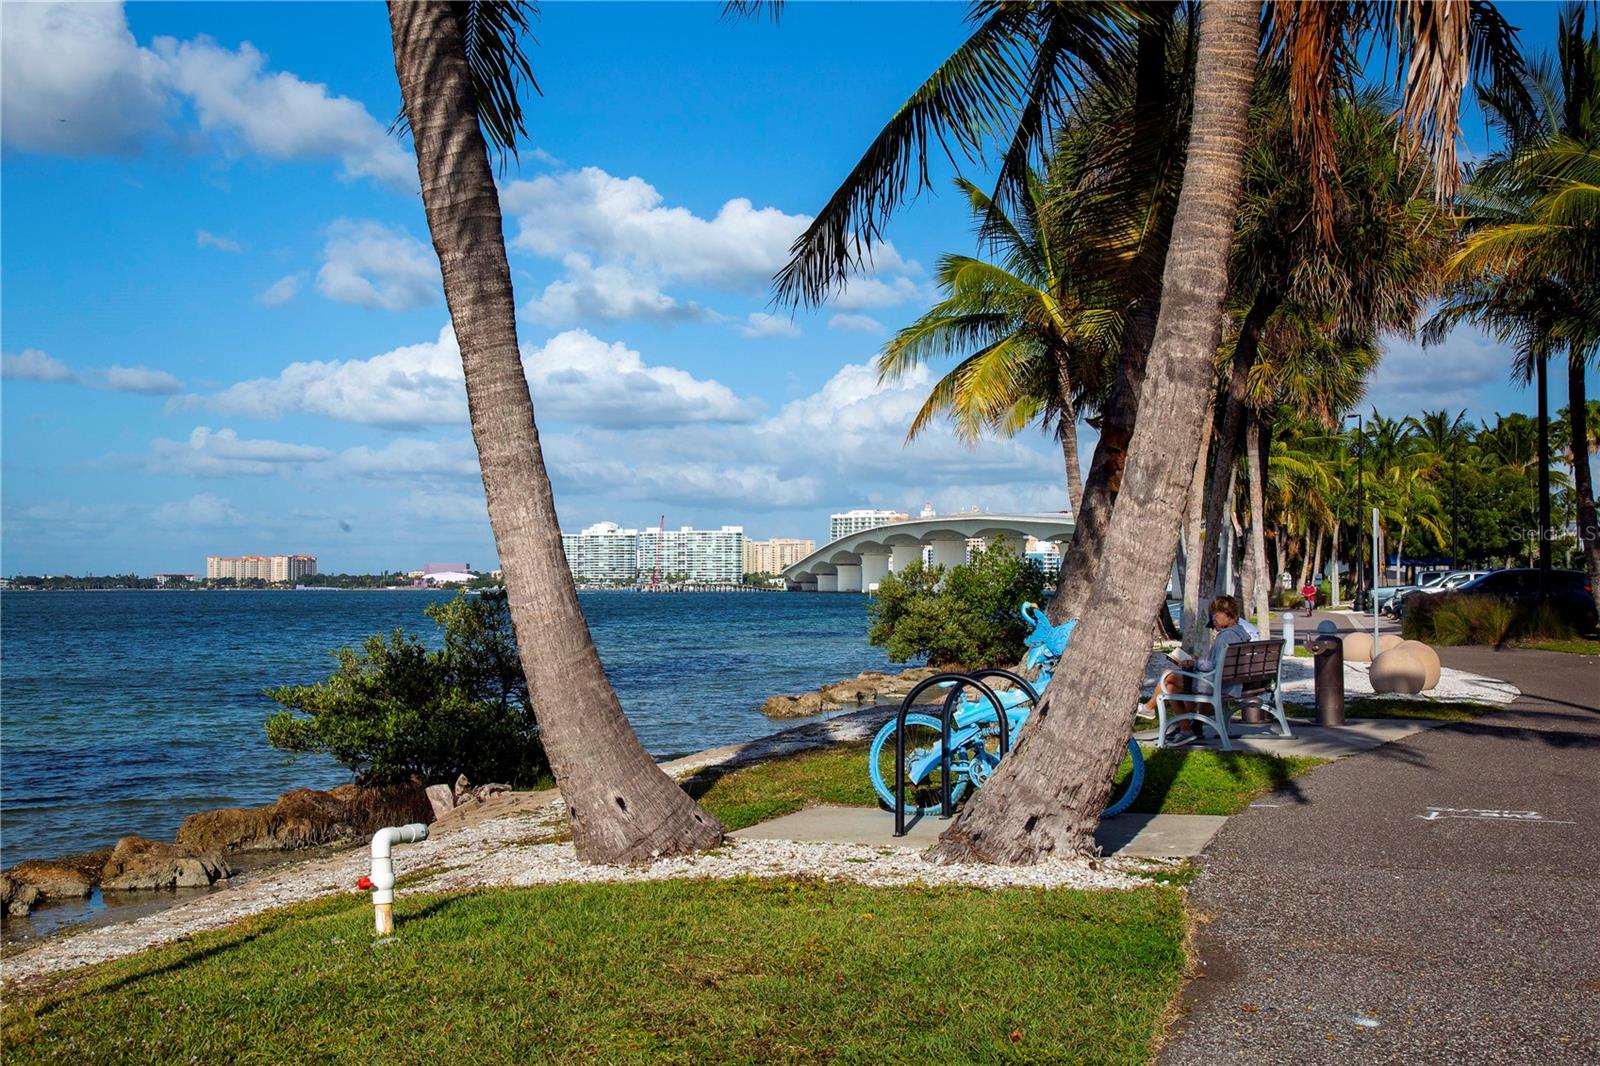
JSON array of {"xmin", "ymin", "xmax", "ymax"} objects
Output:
[{"xmin": 782, "ymin": 512, "xmax": 1076, "ymax": 592}]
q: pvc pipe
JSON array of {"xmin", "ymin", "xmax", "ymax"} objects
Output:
[
  {"xmin": 369, "ymin": 823, "xmax": 428, "ymax": 935},
  {"xmin": 1281, "ymin": 612, "xmax": 1295, "ymax": 658}
]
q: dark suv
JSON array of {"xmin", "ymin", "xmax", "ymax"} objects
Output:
[{"xmin": 1449, "ymin": 568, "xmax": 1598, "ymax": 633}]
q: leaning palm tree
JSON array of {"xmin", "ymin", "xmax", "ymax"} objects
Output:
[
  {"xmin": 929, "ymin": 2, "xmax": 1523, "ymax": 863},
  {"xmin": 387, "ymin": 2, "xmax": 722, "ymax": 863}
]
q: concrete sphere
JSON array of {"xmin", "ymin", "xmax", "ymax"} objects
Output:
[
  {"xmin": 1370, "ymin": 647, "xmax": 1429, "ymax": 695},
  {"xmin": 1377, "ymin": 633, "xmax": 1405, "ymax": 656},
  {"xmin": 1342, "ymin": 632, "xmax": 1375, "ymax": 662},
  {"xmin": 1398, "ymin": 640, "xmax": 1442, "ymax": 691}
]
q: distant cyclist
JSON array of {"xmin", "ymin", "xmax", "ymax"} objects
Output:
[{"xmin": 1301, "ymin": 582, "xmax": 1316, "ymax": 617}]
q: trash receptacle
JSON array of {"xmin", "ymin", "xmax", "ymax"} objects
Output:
[{"xmin": 1309, "ymin": 634, "xmax": 1345, "ymax": 726}]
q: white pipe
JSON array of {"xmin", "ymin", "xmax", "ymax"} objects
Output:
[{"xmin": 369, "ymin": 823, "xmax": 427, "ymax": 935}]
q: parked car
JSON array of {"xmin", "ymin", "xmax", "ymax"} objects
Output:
[
  {"xmin": 1367, "ymin": 570, "xmax": 1452, "ymax": 615},
  {"xmin": 1403, "ymin": 568, "xmax": 1598, "ymax": 632}
]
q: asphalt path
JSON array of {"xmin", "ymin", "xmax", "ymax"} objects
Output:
[{"xmin": 1160, "ymin": 645, "xmax": 1600, "ymax": 1065}]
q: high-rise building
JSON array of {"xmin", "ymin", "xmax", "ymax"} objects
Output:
[
  {"xmin": 561, "ymin": 522, "xmax": 640, "ymax": 582},
  {"xmin": 742, "ymin": 538, "xmax": 816, "ymax": 574},
  {"xmin": 206, "ymin": 554, "xmax": 317, "ymax": 582},
  {"xmin": 635, "ymin": 526, "xmax": 744, "ymax": 583},
  {"xmin": 828, "ymin": 509, "xmax": 909, "ymax": 543}
]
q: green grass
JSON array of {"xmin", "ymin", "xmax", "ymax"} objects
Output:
[
  {"xmin": 1112, "ymin": 750, "xmax": 1324, "ymax": 816},
  {"xmin": 3, "ymin": 880, "xmax": 1186, "ymax": 1065},
  {"xmin": 1341, "ymin": 697, "xmax": 1497, "ymax": 722},
  {"xmin": 687, "ymin": 738, "xmax": 1322, "ymax": 827},
  {"xmin": 1517, "ymin": 637, "xmax": 1600, "ymax": 656}
]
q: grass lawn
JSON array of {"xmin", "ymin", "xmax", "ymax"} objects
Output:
[
  {"xmin": 3, "ymin": 879, "xmax": 1187, "ymax": 1065},
  {"xmin": 1516, "ymin": 637, "xmax": 1600, "ymax": 655},
  {"xmin": 1340, "ymin": 697, "xmax": 1498, "ymax": 722},
  {"xmin": 687, "ymin": 739, "xmax": 1323, "ymax": 829}
]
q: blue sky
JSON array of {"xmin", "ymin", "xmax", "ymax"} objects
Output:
[{"xmin": 0, "ymin": 1, "xmax": 1588, "ymax": 575}]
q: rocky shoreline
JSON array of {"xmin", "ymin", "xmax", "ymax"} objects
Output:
[{"xmin": 2, "ymin": 666, "xmax": 939, "ymax": 925}]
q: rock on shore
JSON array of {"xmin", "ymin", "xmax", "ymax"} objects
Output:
[
  {"xmin": 760, "ymin": 665, "xmax": 952, "ymax": 718},
  {"xmin": 101, "ymin": 837, "xmax": 234, "ymax": 892},
  {"xmin": 176, "ymin": 781, "xmax": 432, "ymax": 853}
]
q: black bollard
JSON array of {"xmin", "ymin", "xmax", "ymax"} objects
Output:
[{"xmin": 1309, "ymin": 634, "xmax": 1345, "ymax": 726}]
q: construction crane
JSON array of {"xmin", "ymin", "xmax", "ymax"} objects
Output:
[{"xmin": 648, "ymin": 513, "xmax": 665, "ymax": 590}]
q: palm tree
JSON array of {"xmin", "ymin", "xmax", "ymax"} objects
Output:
[
  {"xmin": 1405, "ymin": 409, "xmax": 1474, "ymax": 565},
  {"xmin": 387, "ymin": 2, "xmax": 722, "ymax": 864},
  {"xmin": 1438, "ymin": 2, "xmax": 1600, "ymax": 600},
  {"xmin": 877, "ymin": 175, "xmax": 1120, "ymax": 516}
]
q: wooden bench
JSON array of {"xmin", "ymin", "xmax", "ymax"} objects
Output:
[{"xmin": 1154, "ymin": 639, "xmax": 1293, "ymax": 751}]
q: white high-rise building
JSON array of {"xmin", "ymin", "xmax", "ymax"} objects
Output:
[
  {"xmin": 561, "ymin": 522, "xmax": 640, "ymax": 582},
  {"xmin": 829, "ymin": 509, "xmax": 909, "ymax": 544},
  {"xmin": 636, "ymin": 526, "xmax": 745, "ymax": 583}
]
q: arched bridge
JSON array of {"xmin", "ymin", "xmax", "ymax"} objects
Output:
[{"xmin": 783, "ymin": 512, "xmax": 1076, "ymax": 592}]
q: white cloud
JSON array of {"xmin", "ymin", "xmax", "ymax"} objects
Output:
[
  {"xmin": 103, "ymin": 365, "xmax": 184, "ymax": 395},
  {"xmin": 316, "ymin": 220, "xmax": 439, "ymax": 311},
  {"xmin": 2, "ymin": 349, "xmax": 76, "ymax": 382},
  {"xmin": 501, "ymin": 167, "xmax": 810, "ymax": 289},
  {"xmin": 259, "ymin": 274, "xmax": 303, "ymax": 307},
  {"xmin": 0, "ymin": 2, "xmax": 166, "ymax": 154},
  {"xmin": 180, "ymin": 326, "xmax": 464, "ymax": 427},
  {"xmin": 150, "ymin": 426, "xmax": 333, "ymax": 477},
  {"xmin": 828, "ymin": 313, "xmax": 885, "ymax": 334},
  {"xmin": 1372, "ymin": 328, "xmax": 1508, "ymax": 415},
  {"xmin": 527, "ymin": 330, "xmax": 759, "ymax": 426},
  {"xmin": 337, "ymin": 438, "xmax": 481, "ymax": 481},
  {"xmin": 152, "ymin": 492, "xmax": 241, "ymax": 526},
  {"xmin": 739, "ymin": 312, "xmax": 800, "ymax": 338},
  {"xmin": 0, "ymin": 4, "xmax": 413, "ymax": 190},
  {"xmin": 401, "ymin": 490, "xmax": 489, "ymax": 526},
  {"xmin": 826, "ymin": 275, "xmax": 924, "ymax": 310},
  {"xmin": 183, "ymin": 325, "xmax": 759, "ymax": 430},
  {"xmin": 196, "ymin": 229, "xmax": 241, "ymax": 253},
  {"xmin": 521, "ymin": 254, "xmax": 709, "ymax": 326}
]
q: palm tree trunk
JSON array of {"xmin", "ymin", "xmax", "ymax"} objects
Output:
[
  {"xmin": 1569, "ymin": 355, "xmax": 1600, "ymax": 609},
  {"xmin": 1048, "ymin": 12, "xmax": 1175, "ymax": 621},
  {"xmin": 1198, "ymin": 290, "xmax": 1280, "ymax": 601},
  {"xmin": 1537, "ymin": 351, "xmax": 1553, "ymax": 595},
  {"xmin": 1245, "ymin": 413, "xmax": 1270, "ymax": 630},
  {"xmin": 1059, "ymin": 409, "xmax": 1084, "ymax": 518},
  {"xmin": 387, "ymin": 2, "xmax": 721, "ymax": 864},
  {"xmin": 1181, "ymin": 412, "xmax": 1217, "ymax": 650},
  {"xmin": 1331, "ymin": 519, "xmax": 1342, "ymax": 606},
  {"xmin": 931, "ymin": 0, "xmax": 1259, "ymax": 863}
]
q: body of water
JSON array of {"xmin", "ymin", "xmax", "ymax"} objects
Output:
[{"xmin": 0, "ymin": 590, "xmax": 894, "ymax": 865}]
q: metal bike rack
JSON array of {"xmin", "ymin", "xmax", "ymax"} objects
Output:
[{"xmin": 892, "ymin": 673, "xmax": 1009, "ymax": 838}]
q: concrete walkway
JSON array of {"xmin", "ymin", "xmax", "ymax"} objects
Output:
[
  {"xmin": 1161, "ymin": 647, "xmax": 1600, "ymax": 1065},
  {"xmin": 733, "ymin": 805, "xmax": 1229, "ymax": 859}
]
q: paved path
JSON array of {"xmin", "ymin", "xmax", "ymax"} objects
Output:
[{"xmin": 1161, "ymin": 647, "xmax": 1600, "ymax": 1065}]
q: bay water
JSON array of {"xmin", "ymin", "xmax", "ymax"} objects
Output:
[{"xmin": 0, "ymin": 590, "xmax": 894, "ymax": 866}]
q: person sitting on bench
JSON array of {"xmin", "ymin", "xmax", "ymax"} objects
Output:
[{"xmin": 1144, "ymin": 595, "xmax": 1258, "ymax": 745}]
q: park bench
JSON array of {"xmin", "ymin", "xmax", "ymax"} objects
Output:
[{"xmin": 1154, "ymin": 639, "xmax": 1293, "ymax": 751}]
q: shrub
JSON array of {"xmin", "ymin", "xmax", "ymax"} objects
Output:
[
  {"xmin": 867, "ymin": 539, "xmax": 1049, "ymax": 668},
  {"xmin": 1404, "ymin": 592, "xmax": 1572, "ymax": 647},
  {"xmin": 265, "ymin": 591, "xmax": 548, "ymax": 787}
]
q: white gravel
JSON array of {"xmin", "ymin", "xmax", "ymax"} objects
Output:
[{"xmin": 1140, "ymin": 650, "xmax": 1521, "ymax": 705}]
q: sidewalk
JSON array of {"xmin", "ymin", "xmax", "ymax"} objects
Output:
[{"xmin": 1160, "ymin": 647, "xmax": 1600, "ymax": 1064}]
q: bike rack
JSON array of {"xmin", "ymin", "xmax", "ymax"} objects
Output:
[{"xmin": 892, "ymin": 673, "xmax": 1009, "ymax": 838}]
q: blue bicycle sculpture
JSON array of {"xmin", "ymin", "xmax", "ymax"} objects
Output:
[{"xmin": 868, "ymin": 602, "xmax": 1145, "ymax": 832}]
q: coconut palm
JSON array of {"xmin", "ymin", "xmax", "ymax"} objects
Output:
[
  {"xmin": 1438, "ymin": 2, "xmax": 1600, "ymax": 600},
  {"xmin": 876, "ymin": 175, "xmax": 1120, "ymax": 516},
  {"xmin": 387, "ymin": 2, "xmax": 722, "ymax": 864},
  {"xmin": 1405, "ymin": 408, "xmax": 1474, "ymax": 564}
]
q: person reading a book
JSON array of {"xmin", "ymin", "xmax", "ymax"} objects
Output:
[{"xmin": 1143, "ymin": 595, "xmax": 1258, "ymax": 746}]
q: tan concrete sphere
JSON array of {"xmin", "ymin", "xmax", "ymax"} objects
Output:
[
  {"xmin": 1370, "ymin": 647, "xmax": 1429, "ymax": 695},
  {"xmin": 1342, "ymin": 632, "xmax": 1375, "ymax": 662},
  {"xmin": 1377, "ymin": 633, "xmax": 1405, "ymax": 655},
  {"xmin": 1398, "ymin": 640, "xmax": 1442, "ymax": 691}
]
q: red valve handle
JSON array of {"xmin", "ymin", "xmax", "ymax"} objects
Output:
[{"xmin": 356, "ymin": 876, "xmax": 374, "ymax": 890}]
